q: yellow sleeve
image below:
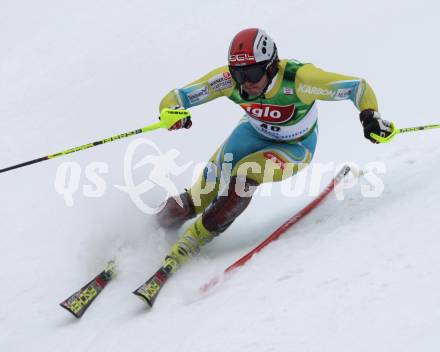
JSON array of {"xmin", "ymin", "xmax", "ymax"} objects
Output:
[
  {"xmin": 159, "ymin": 66, "xmax": 236, "ymax": 112},
  {"xmin": 295, "ymin": 63, "xmax": 379, "ymax": 112}
]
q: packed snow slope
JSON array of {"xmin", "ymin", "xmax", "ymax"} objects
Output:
[{"xmin": 1, "ymin": 1, "xmax": 440, "ymax": 351}]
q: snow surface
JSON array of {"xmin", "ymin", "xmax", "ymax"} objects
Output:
[{"xmin": 1, "ymin": 1, "xmax": 440, "ymax": 351}]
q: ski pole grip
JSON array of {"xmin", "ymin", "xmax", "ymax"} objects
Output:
[{"xmin": 159, "ymin": 108, "xmax": 191, "ymax": 129}]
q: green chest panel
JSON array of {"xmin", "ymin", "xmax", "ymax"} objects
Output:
[{"xmin": 228, "ymin": 60, "xmax": 313, "ymax": 126}]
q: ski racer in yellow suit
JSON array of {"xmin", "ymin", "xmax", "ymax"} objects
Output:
[{"xmin": 148, "ymin": 28, "xmax": 393, "ymax": 300}]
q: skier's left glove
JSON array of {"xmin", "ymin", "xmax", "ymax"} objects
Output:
[{"xmin": 359, "ymin": 109, "xmax": 393, "ymax": 144}]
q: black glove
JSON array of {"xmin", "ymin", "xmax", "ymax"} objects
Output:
[{"xmin": 359, "ymin": 109, "xmax": 392, "ymax": 144}]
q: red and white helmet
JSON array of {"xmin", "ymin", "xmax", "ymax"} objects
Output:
[
  {"xmin": 228, "ymin": 28, "xmax": 279, "ymax": 91},
  {"xmin": 228, "ymin": 28, "xmax": 278, "ymax": 67}
]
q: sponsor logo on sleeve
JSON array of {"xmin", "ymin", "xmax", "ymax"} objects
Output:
[
  {"xmin": 298, "ymin": 84, "xmax": 336, "ymax": 98},
  {"xmin": 335, "ymin": 88, "xmax": 352, "ymax": 100},
  {"xmin": 208, "ymin": 72, "xmax": 233, "ymax": 92},
  {"xmin": 186, "ymin": 86, "xmax": 209, "ymax": 104}
]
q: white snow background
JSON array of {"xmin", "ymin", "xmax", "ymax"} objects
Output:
[{"xmin": 1, "ymin": 0, "xmax": 440, "ymax": 351}]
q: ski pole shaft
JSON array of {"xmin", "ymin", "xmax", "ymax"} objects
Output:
[
  {"xmin": 0, "ymin": 127, "xmax": 148, "ymax": 174},
  {"xmin": 371, "ymin": 122, "xmax": 440, "ymax": 143},
  {"xmin": 0, "ymin": 109, "xmax": 190, "ymax": 174},
  {"xmin": 398, "ymin": 124, "xmax": 440, "ymax": 134}
]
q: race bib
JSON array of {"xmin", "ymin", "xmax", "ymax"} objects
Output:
[{"xmin": 247, "ymin": 103, "xmax": 318, "ymax": 141}]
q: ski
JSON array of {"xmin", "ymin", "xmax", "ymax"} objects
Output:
[
  {"xmin": 133, "ymin": 268, "xmax": 169, "ymax": 307},
  {"xmin": 60, "ymin": 260, "xmax": 116, "ymax": 318},
  {"xmin": 133, "ymin": 256, "xmax": 176, "ymax": 307}
]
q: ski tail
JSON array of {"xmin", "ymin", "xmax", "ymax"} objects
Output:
[
  {"xmin": 133, "ymin": 267, "xmax": 170, "ymax": 307},
  {"xmin": 60, "ymin": 260, "xmax": 116, "ymax": 318}
]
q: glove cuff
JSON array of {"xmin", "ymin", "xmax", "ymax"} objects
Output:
[{"xmin": 360, "ymin": 109, "xmax": 381, "ymax": 126}]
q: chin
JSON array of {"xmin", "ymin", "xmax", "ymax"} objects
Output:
[{"xmin": 244, "ymin": 88, "xmax": 263, "ymax": 96}]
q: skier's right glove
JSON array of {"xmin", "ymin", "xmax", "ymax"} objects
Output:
[
  {"xmin": 359, "ymin": 109, "xmax": 393, "ymax": 144},
  {"xmin": 159, "ymin": 107, "xmax": 192, "ymax": 131}
]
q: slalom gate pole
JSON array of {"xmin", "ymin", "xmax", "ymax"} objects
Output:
[
  {"xmin": 200, "ymin": 165, "xmax": 352, "ymax": 293},
  {"xmin": 0, "ymin": 109, "xmax": 190, "ymax": 174}
]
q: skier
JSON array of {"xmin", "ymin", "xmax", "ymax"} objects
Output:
[{"xmin": 134, "ymin": 28, "xmax": 394, "ymax": 305}]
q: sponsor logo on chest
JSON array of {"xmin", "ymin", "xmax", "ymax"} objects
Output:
[
  {"xmin": 283, "ymin": 87, "xmax": 294, "ymax": 95},
  {"xmin": 241, "ymin": 103, "xmax": 296, "ymax": 123}
]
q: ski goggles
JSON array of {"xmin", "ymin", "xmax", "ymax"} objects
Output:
[{"xmin": 229, "ymin": 62, "xmax": 268, "ymax": 84}]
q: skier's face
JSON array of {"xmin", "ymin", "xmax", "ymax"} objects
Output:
[{"xmin": 242, "ymin": 73, "xmax": 269, "ymax": 97}]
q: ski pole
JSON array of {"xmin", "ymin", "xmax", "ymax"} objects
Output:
[
  {"xmin": 0, "ymin": 108, "xmax": 190, "ymax": 174},
  {"xmin": 371, "ymin": 123, "xmax": 440, "ymax": 143}
]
